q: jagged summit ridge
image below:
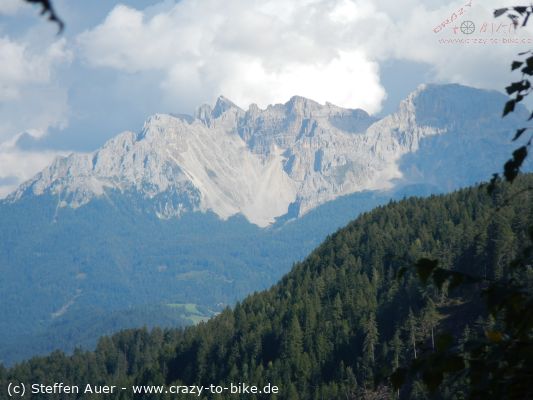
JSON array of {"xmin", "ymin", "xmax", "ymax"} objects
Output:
[{"xmin": 9, "ymin": 84, "xmax": 508, "ymax": 227}]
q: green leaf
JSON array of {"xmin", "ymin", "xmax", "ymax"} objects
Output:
[
  {"xmin": 521, "ymin": 65, "xmax": 533, "ymax": 75},
  {"xmin": 513, "ymin": 145, "xmax": 528, "ymax": 164},
  {"xmin": 511, "ymin": 61, "xmax": 524, "ymax": 70},
  {"xmin": 504, "ymin": 159, "xmax": 519, "ymax": 182},
  {"xmin": 503, "ymin": 100, "xmax": 516, "ymax": 117},
  {"xmin": 504, "ymin": 146, "xmax": 528, "ymax": 182},
  {"xmin": 513, "ymin": 128, "xmax": 527, "ymax": 141},
  {"xmin": 506, "ymin": 82, "xmax": 524, "ymax": 95},
  {"xmin": 494, "ymin": 8, "xmax": 508, "ymax": 17}
]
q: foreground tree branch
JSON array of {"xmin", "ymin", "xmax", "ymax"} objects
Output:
[{"xmin": 23, "ymin": 0, "xmax": 64, "ymax": 33}]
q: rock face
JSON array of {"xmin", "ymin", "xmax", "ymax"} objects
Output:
[{"xmin": 6, "ymin": 84, "xmax": 526, "ymax": 226}]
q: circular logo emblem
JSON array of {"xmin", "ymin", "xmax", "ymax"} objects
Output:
[{"xmin": 460, "ymin": 20, "xmax": 476, "ymax": 34}]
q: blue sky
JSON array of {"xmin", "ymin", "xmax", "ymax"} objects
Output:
[{"xmin": 0, "ymin": 0, "xmax": 530, "ymax": 196}]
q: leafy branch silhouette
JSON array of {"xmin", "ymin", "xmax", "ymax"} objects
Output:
[
  {"xmin": 488, "ymin": 6, "xmax": 533, "ymax": 190},
  {"xmin": 392, "ymin": 7, "xmax": 533, "ymax": 399},
  {"xmin": 23, "ymin": 0, "xmax": 64, "ymax": 33}
]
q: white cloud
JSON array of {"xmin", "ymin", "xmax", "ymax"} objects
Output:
[
  {"xmin": 0, "ymin": 34, "xmax": 72, "ymax": 195},
  {"xmin": 354, "ymin": 0, "xmax": 533, "ymax": 90},
  {"xmin": 0, "ymin": 0, "xmax": 27, "ymax": 16},
  {"xmin": 78, "ymin": 0, "xmax": 533, "ymax": 115},
  {"xmin": 77, "ymin": 0, "xmax": 388, "ymax": 113},
  {"xmin": 0, "ymin": 36, "xmax": 70, "ymax": 100},
  {"xmin": 0, "ymin": 36, "xmax": 71, "ymax": 141},
  {"xmin": 0, "ymin": 139, "xmax": 69, "ymax": 198}
]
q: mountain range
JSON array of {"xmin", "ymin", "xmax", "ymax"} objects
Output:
[
  {"xmin": 0, "ymin": 83, "xmax": 531, "ymax": 365},
  {"xmin": 10, "ymin": 83, "xmax": 525, "ymax": 226}
]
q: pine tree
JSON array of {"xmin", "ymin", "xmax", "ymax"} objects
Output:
[
  {"xmin": 363, "ymin": 313, "xmax": 379, "ymax": 364},
  {"xmin": 420, "ymin": 299, "xmax": 440, "ymax": 351},
  {"xmin": 405, "ymin": 309, "xmax": 419, "ymax": 360}
]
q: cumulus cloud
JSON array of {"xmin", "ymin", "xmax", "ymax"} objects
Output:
[
  {"xmin": 0, "ymin": 33, "xmax": 72, "ymax": 196},
  {"xmin": 78, "ymin": 0, "xmax": 532, "ymax": 114},
  {"xmin": 0, "ymin": 36, "xmax": 71, "ymax": 141},
  {"xmin": 77, "ymin": 0, "xmax": 387, "ymax": 113},
  {"xmin": 350, "ymin": 0, "xmax": 533, "ymax": 91},
  {"xmin": 0, "ymin": 137, "xmax": 68, "ymax": 198},
  {"xmin": 0, "ymin": 37, "xmax": 70, "ymax": 100}
]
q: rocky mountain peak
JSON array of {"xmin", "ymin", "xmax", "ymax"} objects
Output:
[
  {"xmin": 286, "ymin": 95, "xmax": 322, "ymax": 117},
  {"xmin": 7, "ymin": 84, "xmax": 523, "ymax": 227},
  {"xmin": 212, "ymin": 95, "xmax": 241, "ymax": 118}
]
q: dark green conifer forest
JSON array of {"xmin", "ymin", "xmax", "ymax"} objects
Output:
[{"xmin": 2, "ymin": 175, "xmax": 531, "ymax": 399}]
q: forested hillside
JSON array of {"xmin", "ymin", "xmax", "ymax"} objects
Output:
[
  {"xmin": 0, "ymin": 186, "xmax": 394, "ymax": 364},
  {"xmin": 2, "ymin": 82, "xmax": 532, "ymax": 365},
  {"xmin": 2, "ymin": 175, "xmax": 532, "ymax": 399}
]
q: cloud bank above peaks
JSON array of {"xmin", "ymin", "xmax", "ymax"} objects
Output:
[
  {"xmin": 2, "ymin": 0, "xmax": 531, "ymax": 198},
  {"xmin": 77, "ymin": 0, "xmax": 532, "ymax": 114},
  {"xmin": 77, "ymin": 0, "xmax": 387, "ymax": 113}
]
